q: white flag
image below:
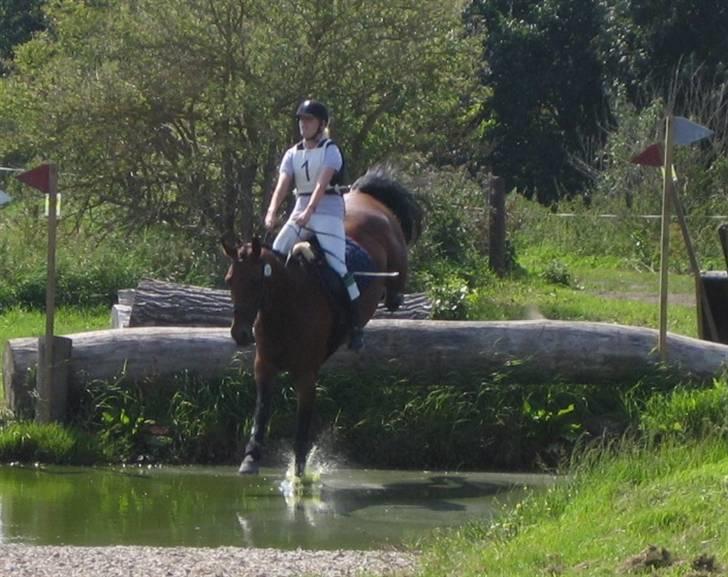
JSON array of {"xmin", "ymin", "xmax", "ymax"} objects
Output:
[
  {"xmin": 673, "ymin": 116, "xmax": 714, "ymax": 145},
  {"xmin": 0, "ymin": 190, "xmax": 12, "ymax": 206}
]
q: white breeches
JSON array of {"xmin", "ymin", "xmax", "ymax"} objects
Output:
[{"xmin": 272, "ymin": 213, "xmax": 360, "ymax": 300}]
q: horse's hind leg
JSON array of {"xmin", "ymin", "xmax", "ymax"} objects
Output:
[
  {"xmin": 384, "ymin": 240, "xmax": 408, "ymax": 311},
  {"xmin": 239, "ymin": 359, "xmax": 277, "ymax": 475},
  {"xmin": 294, "ymin": 373, "xmax": 317, "ymax": 478}
]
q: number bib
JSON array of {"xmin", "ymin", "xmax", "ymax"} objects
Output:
[{"xmin": 292, "ymin": 139, "xmax": 331, "ymax": 195}]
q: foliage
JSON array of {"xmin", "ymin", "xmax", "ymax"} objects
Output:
[
  {"xmin": 640, "ymin": 378, "xmax": 728, "ymax": 442},
  {"xmin": 603, "ymin": 0, "xmax": 728, "ymax": 102},
  {"xmin": 0, "ymin": 0, "xmax": 478, "ymax": 241},
  {"xmin": 464, "ymin": 0, "xmax": 611, "ymax": 203},
  {"xmin": 319, "ymin": 369, "xmax": 679, "ymax": 471},
  {"xmin": 407, "ymin": 167, "xmax": 500, "ymax": 316},
  {"xmin": 74, "ymin": 372, "xmax": 251, "ymax": 464},
  {"xmin": 0, "ymin": 214, "xmax": 227, "ymax": 312},
  {"xmin": 427, "ymin": 270, "xmax": 471, "ymax": 320},
  {"xmin": 0, "ymin": 421, "xmax": 97, "ymax": 464},
  {"xmin": 540, "ymin": 259, "xmax": 572, "ymax": 286},
  {"xmin": 0, "ymin": 0, "xmax": 46, "ymax": 73},
  {"xmin": 419, "ymin": 435, "xmax": 728, "ymax": 577}
]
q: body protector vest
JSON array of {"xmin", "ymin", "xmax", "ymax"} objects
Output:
[{"xmin": 292, "ymin": 138, "xmax": 343, "ymax": 196}]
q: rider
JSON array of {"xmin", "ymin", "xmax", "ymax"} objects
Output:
[{"xmin": 264, "ymin": 99, "xmax": 364, "ymax": 351}]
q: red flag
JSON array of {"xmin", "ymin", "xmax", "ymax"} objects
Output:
[
  {"xmin": 16, "ymin": 163, "xmax": 51, "ymax": 193},
  {"xmin": 630, "ymin": 144, "xmax": 663, "ymax": 167}
]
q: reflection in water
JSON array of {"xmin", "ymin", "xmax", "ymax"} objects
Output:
[{"xmin": 0, "ymin": 462, "xmax": 554, "ymax": 550}]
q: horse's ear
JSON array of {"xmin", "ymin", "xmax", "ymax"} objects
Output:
[
  {"xmin": 221, "ymin": 234, "xmax": 239, "ymax": 259},
  {"xmin": 251, "ymin": 236, "xmax": 262, "ymax": 259}
]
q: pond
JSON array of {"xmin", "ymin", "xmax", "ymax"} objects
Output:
[{"xmin": 0, "ymin": 464, "xmax": 553, "ymax": 550}]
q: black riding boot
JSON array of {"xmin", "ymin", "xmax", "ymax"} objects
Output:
[{"xmin": 349, "ymin": 298, "xmax": 364, "ymax": 351}]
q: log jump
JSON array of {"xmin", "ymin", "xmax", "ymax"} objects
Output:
[{"xmin": 5, "ymin": 319, "xmax": 728, "ymax": 419}]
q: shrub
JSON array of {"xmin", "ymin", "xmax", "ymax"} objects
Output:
[{"xmin": 540, "ymin": 260, "xmax": 572, "ymax": 286}]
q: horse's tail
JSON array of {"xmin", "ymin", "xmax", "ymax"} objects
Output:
[{"xmin": 351, "ymin": 167, "xmax": 423, "ymax": 245}]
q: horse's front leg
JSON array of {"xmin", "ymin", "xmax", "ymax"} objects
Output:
[
  {"xmin": 239, "ymin": 357, "xmax": 277, "ymax": 475},
  {"xmin": 294, "ymin": 372, "xmax": 317, "ymax": 478}
]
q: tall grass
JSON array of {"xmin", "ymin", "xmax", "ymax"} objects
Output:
[
  {"xmin": 418, "ymin": 380, "xmax": 728, "ymax": 577},
  {"xmin": 0, "ymin": 215, "xmax": 227, "ymax": 312},
  {"xmin": 0, "ymin": 421, "xmax": 97, "ymax": 464}
]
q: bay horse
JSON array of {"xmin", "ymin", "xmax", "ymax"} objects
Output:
[{"xmin": 222, "ymin": 168, "xmax": 422, "ymax": 477}]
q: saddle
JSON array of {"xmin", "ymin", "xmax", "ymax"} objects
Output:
[{"xmin": 288, "ymin": 236, "xmax": 376, "ymax": 353}]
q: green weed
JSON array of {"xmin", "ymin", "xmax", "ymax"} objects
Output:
[{"xmin": 0, "ymin": 421, "xmax": 98, "ymax": 464}]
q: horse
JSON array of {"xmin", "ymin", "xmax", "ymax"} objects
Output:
[{"xmin": 221, "ymin": 168, "xmax": 423, "ymax": 477}]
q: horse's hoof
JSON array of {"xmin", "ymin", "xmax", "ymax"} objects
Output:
[
  {"xmin": 386, "ymin": 292, "xmax": 404, "ymax": 312},
  {"xmin": 238, "ymin": 455, "xmax": 260, "ymax": 475}
]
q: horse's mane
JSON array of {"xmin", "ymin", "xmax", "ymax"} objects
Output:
[{"xmin": 351, "ymin": 167, "xmax": 423, "ymax": 244}]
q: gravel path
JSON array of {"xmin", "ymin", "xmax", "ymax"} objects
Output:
[{"xmin": 0, "ymin": 545, "xmax": 418, "ymax": 577}]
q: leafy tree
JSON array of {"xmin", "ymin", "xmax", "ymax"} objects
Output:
[
  {"xmin": 0, "ymin": 0, "xmax": 46, "ymax": 74},
  {"xmin": 619, "ymin": 0, "xmax": 728, "ymax": 100},
  {"xmin": 0, "ymin": 0, "xmax": 478, "ymax": 240},
  {"xmin": 465, "ymin": 0, "xmax": 611, "ymax": 203}
]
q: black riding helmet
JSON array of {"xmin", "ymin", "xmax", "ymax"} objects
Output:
[{"xmin": 296, "ymin": 99, "xmax": 329, "ymax": 123}]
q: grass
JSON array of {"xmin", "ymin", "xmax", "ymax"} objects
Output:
[
  {"xmin": 0, "ymin": 421, "xmax": 98, "ymax": 464},
  {"xmin": 416, "ymin": 379, "xmax": 728, "ymax": 576},
  {"xmin": 468, "ymin": 262, "xmax": 699, "ymax": 337},
  {"xmin": 0, "ymin": 306, "xmax": 110, "ymax": 401},
  {"xmin": 419, "ymin": 437, "xmax": 728, "ymax": 577}
]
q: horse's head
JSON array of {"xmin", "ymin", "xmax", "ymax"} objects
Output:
[{"xmin": 222, "ymin": 236, "xmax": 270, "ymax": 346}]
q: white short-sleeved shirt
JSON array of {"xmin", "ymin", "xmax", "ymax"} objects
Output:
[{"xmin": 280, "ymin": 139, "xmax": 344, "ymax": 218}]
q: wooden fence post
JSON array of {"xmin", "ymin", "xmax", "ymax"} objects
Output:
[
  {"xmin": 35, "ymin": 336, "xmax": 72, "ymax": 423},
  {"xmin": 719, "ymin": 223, "xmax": 728, "ymax": 272},
  {"xmin": 488, "ymin": 175, "xmax": 506, "ymax": 276}
]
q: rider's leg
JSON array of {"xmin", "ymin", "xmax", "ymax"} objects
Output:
[
  {"xmin": 308, "ymin": 214, "xmax": 364, "ymax": 351},
  {"xmin": 272, "ymin": 218, "xmax": 311, "ymax": 258}
]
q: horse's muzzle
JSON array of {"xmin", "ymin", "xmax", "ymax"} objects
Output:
[{"xmin": 231, "ymin": 323, "xmax": 254, "ymax": 346}]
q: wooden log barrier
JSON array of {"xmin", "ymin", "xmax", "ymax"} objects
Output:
[
  {"xmin": 5, "ymin": 320, "xmax": 728, "ymax": 418},
  {"xmin": 114, "ymin": 279, "xmax": 432, "ymax": 329}
]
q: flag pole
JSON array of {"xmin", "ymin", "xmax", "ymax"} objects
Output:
[
  {"xmin": 658, "ymin": 116, "xmax": 674, "ymax": 360},
  {"xmin": 40, "ymin": 163, "xmax": 59, "ymax": 422}
]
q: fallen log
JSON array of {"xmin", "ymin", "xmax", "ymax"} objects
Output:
[
  {"xmin": 116, "ymin": 279, "xmax": 431, "ymax": 329},
  {"xmin": 4, "ymin": 320, "xmax": 728, "ymax": 419}
]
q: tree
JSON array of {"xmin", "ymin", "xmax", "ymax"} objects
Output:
[
  {"xmin": 465, "ymin": 0, "xmax": 612, "ymax": 203},
  {"xmin": 0, "ymin": 0, "xmax": 45, "ymax": 74},
  {"xmin": 0, "ymin": 0, "xmax": 478, "ymax": 240}
]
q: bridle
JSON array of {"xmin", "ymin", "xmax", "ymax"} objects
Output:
[{"xmin": 231, "ymin": 257, "xmax": 273, "ymax": 318}]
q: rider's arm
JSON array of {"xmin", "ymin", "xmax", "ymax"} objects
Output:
[
  {"xmin": 265, "ymin": 153, "xmax": 294, "ymax": 228},
  {"xmin": 267, "ymin": 172, "xmax": 293, "ymax": 216}
]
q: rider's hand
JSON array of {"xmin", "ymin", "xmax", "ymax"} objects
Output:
[
  {"xmin": 294, "ymin": 207, "xmax": 313, "ymax": 227},
  {"xmin": 265, "ymin": 210, "xmax": 278, "ymax": 229}
]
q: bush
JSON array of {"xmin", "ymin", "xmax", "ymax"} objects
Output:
[
  {"xmin": 540, "ymin": 260, "xmax": 572, "ymax": 286},
  {"xmin": 408, "ymin": 167, "xmax": 494, "ymax": 289}
]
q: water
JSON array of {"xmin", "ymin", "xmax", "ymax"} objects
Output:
[{"xmin": 0, "ymin": 464, "xmax": 553, "ymax": 550}]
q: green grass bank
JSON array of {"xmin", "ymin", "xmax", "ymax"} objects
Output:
[{"xmin": 417, "ymin": 380, "xmax": 728, "ymax": 576}]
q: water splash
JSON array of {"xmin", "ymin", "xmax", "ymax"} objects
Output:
[
  {"xmin": 278, "ymin": 445, "xmax": 340, "ymax": 524},
  {"xmin": 278, "ymin": 445, "xmax": 330, "ymax": 497}
]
